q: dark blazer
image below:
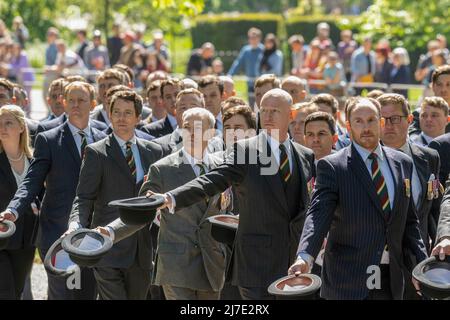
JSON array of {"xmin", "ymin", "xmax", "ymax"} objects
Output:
[
  {"xmin": 0, "ymin": 153, "xmax": 37, "ymax": 250},
  {"xmin": 297, "ymin": 144, "xmax": 428, "ymax": 300},
  {"xmin": 36, "ymin": 114, "xmax": 107, "ymax": 136},
  {"xmin": 437, "ymin": 179, "xmax": 450, "ymax": 241},
  {"xmin": 406, "ymin": 142, "xmax": 441, "ymax": 251},
  {"xmin": 7, "ymin": 122, "xmax": 106, "ymax": 251},
  {"xmin": 428, "ymin": 133, "xmax": 450, "ymax": 184},
  {"xmin": 69, "ymin": 135, "xmax": 163, "ymax": 269},
  {"xmin": 140, "ymin": 116, "xmax": 174, "ymax": 138},
  {"xmin": 103, "ymin": 125, "xmax": 155, "ymax": 141},
  {"xmin": 170, "ymin": 133, "xmax": 315, "ymax": 288}
]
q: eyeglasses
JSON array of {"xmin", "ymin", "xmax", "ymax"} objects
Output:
[{"xmin": 383, "ymin": 115, "xmax": 408, "ymax": 124}]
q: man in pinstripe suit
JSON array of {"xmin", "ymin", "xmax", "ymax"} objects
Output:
[
  {"xmin": 289, "ymin": 97, "xmax": 428, "ymax": 300},
  {"xmin": 68, "ymin": 90, "xmax": 163, "ymax": 299}
]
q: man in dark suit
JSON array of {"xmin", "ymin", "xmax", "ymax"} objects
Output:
[
  {"xmin": 98, "ymin": 84, "xmax": 155, "ymax": 141},
  {"xmin": 41, "ymin": 78, "xmax": 67, "ymax": 123},
  {"xmin": 150, "ymin": 89, "xmax": 315, "ymax": 300},
  {"xmin": 152, "ymin": 88, "xmax": 223, "ymax": 157},
  {"xmin": 290, "ymin": 97, "xmax": 428, "ymax": 300},
  {"xmin": 140, "ymin": 79, "xmax": 183, "ymax": 137},
  {"xmin": 378, "ymin": 93, "xmax": 441, "ymax": 299},
  {"xmin": 0, "ymin": 81, "xmax": 106, "ymax": 300},
  {"xmin": 68, "ymin": 90, "xmax": 163, "ymax": 300},
  {"xmin": 410, "ymin": 97, "xmax": 448, "ymax": 147},
  {"xmin": 101, "ymin": 108, "xmax": 228, "ymax": 299},
  {"xmin": 409, "ymin": 65, "xmax": 450, "ymax": 136},
  {"xmin": 379, "ymin": 94, "xmax": 441, "ymax": 249}
]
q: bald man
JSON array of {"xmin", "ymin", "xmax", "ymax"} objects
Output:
[
  {"xmin": 150, "ymin": 89, "xmax": 315, "ymax": 300},
  {"xmin": 281, "ymin": 76, "xmax": 308, "ymax": 104}
]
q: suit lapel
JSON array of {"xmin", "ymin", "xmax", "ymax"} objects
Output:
[
  {"xmin": 348, "ymin": 145, "xmax": 384, "ymax": 216},
  {"xmin": 0, "ymin": 152, "xmax": 17, "ymax": 189},
  {"xmin": 409, "ymin": 143, "xmax": 429, "ymax": 210},
  {"xmin": 383, "ymin": 147, "xmax": 402, "ymax": 224},
  {"xmin": 290, "ymin": 141, "xmax": 309, "ymax": 208},
  {"xmin": 136, "ymin": 139, "xmax": 152, "ymax": 173},
  {"xmin": 106, "ymin": 135, "xmax": 136, "ymax": 184},
  {"xmin": 91, "ymin": 127, "xmax": 105, "ymax": 142},
  {"xmin": 61, "ymin": 122, "xmax": 81, "ymax": 167},
  {"xmin": 256, "ymin": 134, "xmax": 289, "ymax": 214}
]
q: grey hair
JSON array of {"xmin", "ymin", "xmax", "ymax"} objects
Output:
[{"xmin": 182, "ymin": 107, "xmax": 216, "ymax": 129}]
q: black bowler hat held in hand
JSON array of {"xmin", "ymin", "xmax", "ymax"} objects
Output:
[
  {"xmin": 108, "ymin": 195, "xmax": 166, "ymax": 225},
  {"xmin": 207, "ymin": 214, "xmax": 239, "ymax": 245},
  {"xmin": 62, "ymin": 229, "xmax": 113, "ymax": 267},
  {"xmin": 44, "ymin": 237, "xmax": 78, "ymax": 277},
  {"xmin": 0, "ymin": 220, "xmax": 16, "ymax": 250},
  {"xmin": 413, "ymin": 255, "xmax": 450, "ymax": 300},
  {"xmin": 268, "ymin": 274, "xmax": 322, "ymax": 300}
]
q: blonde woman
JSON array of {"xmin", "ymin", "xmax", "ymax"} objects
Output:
[{"xmin": 0, "ymin": 105, "xmax": 37, "ymax": 299}]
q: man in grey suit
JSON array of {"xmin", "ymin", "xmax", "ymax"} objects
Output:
[
  {"xmin": 67, "ymin": 90, "xmax": 163, "ymax": 300},
  {"xmin": 152, "ymin": 88, "xmax": 224, "ymax": 157},
  {"xmin": 150, "ymin": 89, "xmax": 315, "ymax": 300},
  {"xmin": 290, "ymin": 97, "xmax": 427, "ymax": 300}
]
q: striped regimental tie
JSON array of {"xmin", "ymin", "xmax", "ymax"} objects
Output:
[
  {"xmin": 369, "ymin": 153, "xmax": 391, "ymax": 220},
  {"xmin": 279, "ymin": 144, "xmax": 291, "ymax": 189},
  {"xmin": 125, "ymin": 141, "xmax": 136, "ymax": 181}
]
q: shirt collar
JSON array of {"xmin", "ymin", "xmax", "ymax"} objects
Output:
[
  {"xmin": 167, "ymin": 113, "xmax": 177, "ymax": 130},
  {"xmin": 113, "ymin": 133, "xmax": 137, "ymax": 148},
  {"xmin": 421, "ymin": 132, "xmax": 434, "ymax": 144},
  {"xmin": 67, "ymin": 121, "xmax": 91, "ymax": 138},
  {"xmin": 399, "ymin": 142, "xmax": 409, "ymax": 154},
  {"xmin": 353, "ymin": 141, "xmax": 384, "ymax": 162},
  {"xmin": 181, "ymin": 147, "xmax": 210, "ymax": 167},
  {"xmin": 263, "ymin": 131, "xmax": 291, "ymax": 153}
]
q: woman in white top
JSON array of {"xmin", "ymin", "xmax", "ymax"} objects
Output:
[{"xmin": 0, "ymin": 104, "xmax": 37, "ymax": 299}]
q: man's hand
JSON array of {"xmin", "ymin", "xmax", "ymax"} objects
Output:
[
  {"xmin": 94, "ymin": 227, "xmax": 111, "ymax": 238},
  {"xmin": 145, "ymin": 191, "xmax": 172, "ymax": 211},
  {"xmin": 288, "ymin": 257, "xmax": 310, "ymax": 276},
  {"xmin": 0, "ymin": 211, "xmax": 17, "ymax": 224},
  {"xmin": 431, "ymin": 238, "xmax": 450, "ymax": 261},
  {"xmin": 412, "ymin": 278, "xmax": 422, "ymax": 296}
]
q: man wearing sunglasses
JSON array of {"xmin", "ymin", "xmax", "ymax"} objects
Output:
[{"xmin": 378, "ymin": 93, "xmax": 441, "ymax": 299}]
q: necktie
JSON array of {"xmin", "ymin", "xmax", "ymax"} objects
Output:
[
  {"xmin": 196, "ymin": 162, "xmax": 206, "ymax": 176},
  {"xmin": 369, "ymin": 153, "xmax": 390, "ymax": 218},
  {"xmin": 125, "ymin": 141, "xmax": 136, "ymax": 180},
  {"xmin": 279, "ymin": 144, "xmax": 291, "ymax": 189},
  {"xmin": 78, "ymin": 131, "xmax": 87, "ymax": 159}
]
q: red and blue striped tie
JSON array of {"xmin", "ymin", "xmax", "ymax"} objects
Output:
[{"xmin": 369, "ymin": 153, "xmax": 391, "ymax": 218}]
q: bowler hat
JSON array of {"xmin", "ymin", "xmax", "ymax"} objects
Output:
[
  {"xmin": 413, "ymin": 255, "xmax": 450, "ymax": 299},
  {"xmin": 44, "ymin": 237, "xmax": 78, "ymax": 277},
  {"xmin": 268, "ymin": 274, "xmax": 322, "ymax": 300},
  {"xmin": 0, "ymin": 220, "xmax": 16, "ymax": 250},
  {"xmin": 108, "ymin": 195, "xmax": 165, "ymax": 225},
  {"xmin": 207, "ymin": 214, "xmax": 239, "ymax": 245},
  {"xmin": 62, "ymin": 229, "xmax": 113, "ymax": 267}
]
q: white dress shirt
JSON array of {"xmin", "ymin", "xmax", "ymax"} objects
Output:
[
  {"xmin": 263, "ymin": 131, "xmax": 293, "ymax": 172},
  {"xmin": 67, "ymin": 121, "xmax": 93, "ymax": 157},
  {"xmin": 167, "ymin": 113, "xmax": 178, "ymax": 130},
  {"xmin": 113, "ymin": 134, "xmax": 145, "ymax": 184}
]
